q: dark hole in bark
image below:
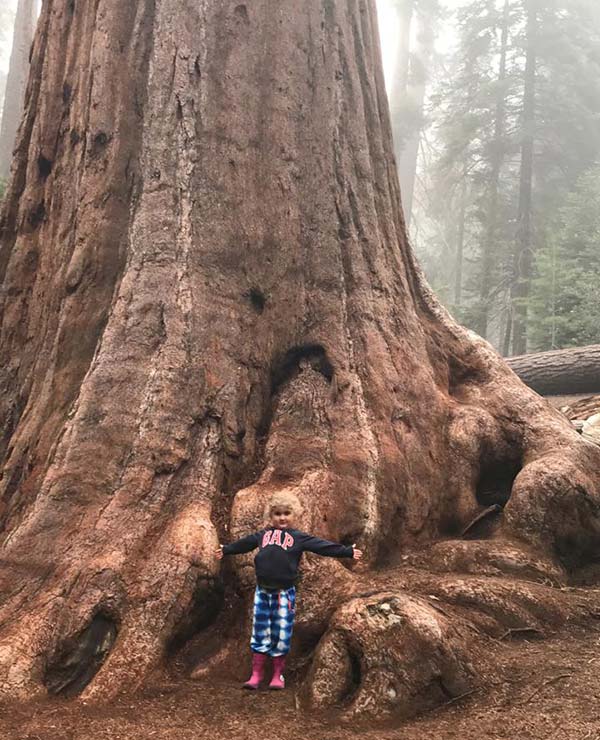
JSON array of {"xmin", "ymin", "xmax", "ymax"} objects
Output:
[
  {"xmin": 448, "ymin": 354, "xmax": 489, "ymax": 396},
  {"xmin": 234, "ymin": 4, "xmax": 249, "ymax": 22},
  {"xmin": 246, "ymin": 287, "xmax": 266, "ymax": 313},
  {"xmin": 166, "ymin": 577, "xmax": 224, "ymax": 654},
  {"xmin": 70, "ymin": 129, "xmax": 80, "ymax": 147},
  {"xmin": 68, "ymin": 0, "xmax": 75, "ymax": 13},
  {"xmin": 292, "ymin": 626, "xmax": 325, "ymax": 668},
  {"xmin": 62, "ymin": 82, "xmax": 72, "ymax": 104},
  {"xmin": 37, "ymin": 154, "xmax": 53, "ymax": 179},
  {"xmin": 271, "ymin": 344, "xmax": 333, "ymax": 394},
  {"xmin": 476, "ymin": 456, "xmax": 522, "ymax": 508},
  {"xmin": 28, "ymin": 200, "xmax": 46, "ymax": 229},
  {"xmin": 90, "ymin": 131, "xmax": 110, "ymax": 158},
  {"xmin": 44, "ymin": 613, "xmax": 118, "ymax": 697},
  {"xmin": 439, "ymin": 512, "xmax": 463, "ymax": 538},
  {"xmin": 342, "ymin": 644, "xmax": 362, "ymax": 704}
]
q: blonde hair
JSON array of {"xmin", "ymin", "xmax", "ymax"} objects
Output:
[{"xmin": 266, "ymin": 491, "xmax": 302, "ymax": 516}]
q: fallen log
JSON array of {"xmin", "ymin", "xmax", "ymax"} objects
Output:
[
  {"xmin": 561, "ymin": 395, "xmax": 600, "ymax": 422},
  {"xmin": 507, "ymin": 345, "xmax": 600, "ymax": 396}
]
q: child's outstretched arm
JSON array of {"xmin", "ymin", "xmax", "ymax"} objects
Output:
[
  {"xmin": 300, "ymin": 534, "xmax": 363, "ymax": 560},
  {"xmin": 215, "ymin": 532, "xmax": 260, "ymax": 560}
]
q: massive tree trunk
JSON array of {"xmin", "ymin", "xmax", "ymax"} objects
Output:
[
  {"xmin": 507, "ymin": 344, "xmax": 600, "ymax": 395},
  {"xmin": 0, "ymin": 0, "xmax": 599, "ymax": 721},
  {"xmin": 0, "ymin": 0, "xmax": 37, "ymax": 180}
]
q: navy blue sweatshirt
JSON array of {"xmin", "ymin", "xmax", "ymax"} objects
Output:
[{"xmin": 222, "ymin": 527, "xmax": 354, "ymax": 589}]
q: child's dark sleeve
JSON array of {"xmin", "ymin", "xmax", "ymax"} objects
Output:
[
  {"xmin": 222, "ymin": 532, "xmax": 260, "ymax": 555},
  {"xmin": 299, "ymin": 533, "xmax": 354, "ymax": 558}
]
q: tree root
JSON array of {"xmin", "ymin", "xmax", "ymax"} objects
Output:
[{"xmin": 304, "ymin": 591, "xmax": 475, "ymax": 719}]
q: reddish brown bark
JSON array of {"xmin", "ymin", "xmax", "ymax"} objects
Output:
[{"xmin": 0, "ymin": 0, "xmax": 599, "ymax": 721}]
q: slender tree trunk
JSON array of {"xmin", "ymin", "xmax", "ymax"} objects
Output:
[
  {"xmin": 388, "ymin": 0, "xmax": 414, "ymax": 224},
  {"xmin": 0, "ymin": 0, "xmax": 598, "ymax": 721},
  {"xmin": 454, "ymin": 172, "xmax": 467, "ymax": 307},
  {"xmin": 475, "ymin": 0, "xmax": 510, "ymax": 339},
  {"xmin": 511, "ymin": 0, "xmax": 537, "ymax": 355},
  {"xmin": 0, "ymin": 0, "xmax": 37, "ymax": 180},
  {"xmin": 501, "ymin": 301, "xmax": 512, "ymax": 356},
  {"xmin": 397, "ymin": 13, "xmax": 434, "ymax": 227}
]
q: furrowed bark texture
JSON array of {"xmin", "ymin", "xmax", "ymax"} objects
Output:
[
  {"xmin": 0, "ymin": 0, "xmax": 599, "ymax": 719},
  {"xmin": 507, "ymin": 345, "xmax": 600, "ymax": 395}
]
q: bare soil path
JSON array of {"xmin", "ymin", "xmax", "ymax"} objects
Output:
[{"xmin": 1, "ymin": 624, "xmax": 600, "ymax": 740}]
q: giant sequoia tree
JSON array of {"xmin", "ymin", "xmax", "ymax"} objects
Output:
[{"xmin": 0, "ymin": 0, "xmax": 599, "ymax": 720}]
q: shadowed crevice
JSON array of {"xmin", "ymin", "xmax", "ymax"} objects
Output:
[
  {"xmin": 476, "ymin": 456, "xmax": 522, "ymax": 509},
  {"xmin": 270, "ymin": 344, "xmax": 334, "ymax": 394},
  {"xmin": 44, "ymin": 613, "xmax": 118, "ymax": 697},
  {"xmin": 166, "ymin": 577, "xmax": 224, "ymax": 655}
]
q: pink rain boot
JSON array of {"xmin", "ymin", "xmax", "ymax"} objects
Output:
[
  {"xmin": 243, "ymin": 652, "xmax": 267, "ymax": 690},
  {"xmin": 269, "ymin": 655, "xmax": 286, "ymax": 690}
]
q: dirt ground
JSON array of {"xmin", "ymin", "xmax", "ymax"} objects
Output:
[{"xmin": 1, "ymin": 623, "xmax": 600, "ymax": 740}]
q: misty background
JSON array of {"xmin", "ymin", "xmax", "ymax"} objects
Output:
[{"xmin": 1, "ymin": 0, "xmax": 599, "ymax": 357}]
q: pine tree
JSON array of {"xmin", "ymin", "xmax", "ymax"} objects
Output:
[
  {"xmin": 416, "ymin": 0, "xmax": 600, "ymax": 354},
  {"xmin": 529, "ymin": 167, "xmax": 600, "ymax": 349}
]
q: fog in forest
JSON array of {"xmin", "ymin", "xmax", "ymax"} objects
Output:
[
  {"xmin": 1, "ymin": 2, "xmax": 600, "ymax": 733},
  {"xmin": 1, "ymin": 0, "xmax": 599, "ymax": 356}
]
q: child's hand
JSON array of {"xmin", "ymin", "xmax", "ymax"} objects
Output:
[
  {"xmin": 215, "ymin": 545, "xmax": 224, "ymax": 560},
  {"xmin": 352, "ymin": 544, "xmax": 363, "ymax": 560}
]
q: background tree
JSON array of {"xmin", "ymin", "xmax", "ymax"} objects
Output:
[
  {"xmin": 0, "ymin": 0, "xmax": 599, "ymax": 720},
  {"xmin": 528, "ymin": 167, "xmax": 600, "ymax": 350},
  {"xmin": 414, "ymin": 0, "xmax": 600, "ymax": 354},
  {"xmin": 0, "ymin": 0, "xmax": 37, "ymax": 180},
  {"xmin": 0, "ymin": 0, "xmax": 17, "ymax": 196},
  {"xmin": 387, "ymin": 0, "xmax": 440, "ymax": 225},
  {"xmin": 0, "ymin": 2, "xmax": 16, "ymax": 118}
]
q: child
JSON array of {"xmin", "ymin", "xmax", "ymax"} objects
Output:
[{"xmin": 216, "ymin": 492, "xmax": 363, "ymax": 690}]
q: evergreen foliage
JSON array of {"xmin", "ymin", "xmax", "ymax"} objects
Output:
[{"xmin": 407, "ymin": 0, "xmax": 600, "ymax": 353}]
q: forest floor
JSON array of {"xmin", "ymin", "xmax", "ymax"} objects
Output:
[{"xmin": 1, "ymin": 622, "xmax": 600, "ymax": 740}]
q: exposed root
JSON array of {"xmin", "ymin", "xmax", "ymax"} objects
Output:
[
  {"xmin": 406, "ymin": 540, "xmax": 566, "ymax": 585},
  {"xmin": 304, "ymin": 592, "xmax": 475, "ymax": 719},
  {"xmin": 505, "ymin": 454, "xmax": 600, "ymax": 569}
]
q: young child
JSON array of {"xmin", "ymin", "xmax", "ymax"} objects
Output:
[{"xmin": 216, "ymin": 492, "xmax": 363, "ymax": 690}]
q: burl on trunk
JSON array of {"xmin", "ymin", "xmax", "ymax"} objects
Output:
[{"xmin": 0, "ymin": 0, "xmax": 598, "ymax": 720}]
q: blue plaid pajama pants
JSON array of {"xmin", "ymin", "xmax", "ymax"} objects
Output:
[{"xmin": 250, "ymin": 585, "xmax": 296, "ymax": 657}]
